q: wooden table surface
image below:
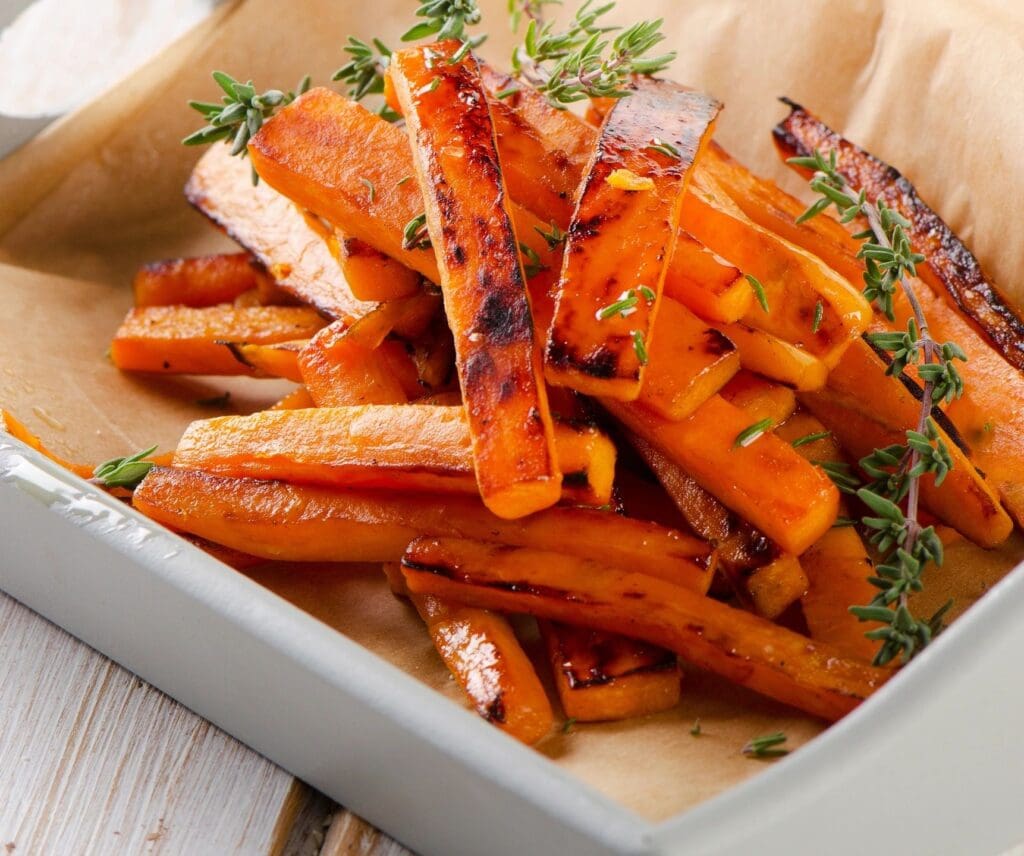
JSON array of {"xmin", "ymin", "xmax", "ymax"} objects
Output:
[{"xmin": 0, "ymin": 590, "xmax": 412, "ymax": 855}]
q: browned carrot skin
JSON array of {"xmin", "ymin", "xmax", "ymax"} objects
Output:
[
  {"xmin": 774, "ymin": 99, "xmax": 1024, "ymax": 372},
  {"xmin": 538, "ymin": 621, "xmax": 680, "ymax": 722},
  {"xmin": 110, "ymin": 305, "xmax": 327, "ymax": 375},
  {"xmin": 545, "ymin": 79, "xmax": 721, "ymax": 400},
  {"xmin": 133, "ymin": 468, "xmax": 715, "ymax": 588},
  {"xmin": 400, "ymin": 537, "xmax": 889, "ymax": 722},
  {"xmin": 185, "ymin": 145, "xmax": 374, "ymax": 323},
  {"xmin": 390, "ymin": 42, "xmax": 561, "ymax": 520},
  {"xmin": 133, "ymin": 253, "xmax": 279, "ymax": 308},
  {"xmin": 224, "ymin": 339, "xmax": 306, "ymax": 381}
]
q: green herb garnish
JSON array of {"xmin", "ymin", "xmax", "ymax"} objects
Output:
[{"xmin": 92, "ymin": 446, "xmax": 157, "ymax": 490}]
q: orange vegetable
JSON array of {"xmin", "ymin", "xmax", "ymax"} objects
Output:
[
  {"xmin": 745, "ymin": 554, "xmax": 809, "ymax": 620},
  {"xmin": 775, "ymin": 100, "xmax": 1024, "ymax": 372},
  {"xmin": 110, "ymin": 305, "xmax": 327, "ymax": 375},
  {"xmin": 390, "ymin": 42, "xmax": 561, "ymax": 519},
  {"xmin": 605, "ymin": 394, "xmax": 839, "ymax": 555},
  {"xmin": 332, "ymin": 230, "xmax": 422, "ymax": 302},
  {"xmin": 712, "ymin": 322, "xmax": 829, "ymax": 391},
  {"xmin": 174, "ymin": 402, "xmax": 615, "ymax": 507},
  {"xmin": 393, "ymin": 570, "xmax": 554, "ymax": 744},
  {"xmin": 133, "ymin": 468, "xmax": 714, "ymax": 589},
  {"xmin": 269, "ymin": 386, "xmax": 315, "ymax": 411},
  {"xmin": 400, "ymin": 537, "xmax": 889, "ymax": 722},
  {"xmin": 662, "ymin": 231, "xmax": 753, "ymax": 324},
  {"xmin": 637, "ymin": 298, "xmax": 740, "ymax": 421},
  {"xmin": 720, "ymin": 371, "xmax": 797, "ymax": 425},
  {"xmin": 185, "ymin": 145, "xmax": 374, "ymax": 322},
  {"xmin": 538, "ymin": 621, "xmax": 681, "ymax": 722},
  {"xmin": 132, "ymin": 252, "xmax": 282, "ymax": 308},
  {"xmin": 802, "ymin": 337, "xmax": 1013, "ymax": 548},
  {"xmin": 1, "ymin": 409, "xmax": 93, "ymax": 479},
  {"xmin": 544, "ymin": 79, "xmax": 720, "ymax": 400},
  {"xmin": 224, "ymin": 339, "xmax": 306, "ymax": 382}
]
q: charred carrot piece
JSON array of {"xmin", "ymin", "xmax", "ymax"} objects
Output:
[
  {"xmin": 331, "ymin": 230, "xmax": 422, "ymax": 302},
  {"xmin": 606, "ymin": 394, "xmax": 839, "ymax": 555},
  {"xmin": 110, "ymin": 305, "xmax": 327, "ymax": 375},
  {"xmin": 801, "ymin": 337, "xmax": 1013, "ymax": 548},
  {"xmin": 400, "ymin": 538, "xmax": 889, "ymax": 722},
  {"xmin": 185, "ymin": 145, "xmax": 373, "ymax": 323},
  {"xmin": 132, "ymin": 252, "xmax": 281, "ymax": 308},
  {"xmin": 774, "ymin": 100, "xmax": 1024, "ymax": 372},
  {"xmin": 1, "ymin": 409, "xmax": 93, "ymax": 479},
  {"xmin": 544, "ymin": 79, "xmax": 721, "ymax": 400},
  {"xmin": 384, "ymin": 565, "xmax": 553, "ymax": 744},
  {"xmin": 225, "ymin": 339, "xmax": 306, "ymax": 382},
  {"xmin": 390, "ymin": 42, "xmax": 560, "ymax": 519},
  {"xmin": 538, "ymin": 621, "xmax": 681, "ymax": 722},
  {"xmin": 712, "ymin": 322, "xmax": 829, "ymax": 391},
  {"xmin": 133, "ymin": 468, "xmax": 715, "ymax": 589}
]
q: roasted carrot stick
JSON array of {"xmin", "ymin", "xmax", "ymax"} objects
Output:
[
  {"xmin": 712, "ymin": 322, "xmax": 829, "ymax": 391},
  {"xmin": 720, "ymin": 371, "xmax": 797, "ymax": 426},
  {"xmin": 132, "ymin": 253, "xmax": 281, "ymax": 308},
  {"xmin": 400, "ymin": 538, "xmax": 889, "ymax": 721},
  {"xmin": 662, "ymin": 231, "xmax": 753, "ymax": 324},
  {"xmin": 110, "ymin": 305, "xmax": 327, "ymax": 375},
  {"xmin": 744, "ymin": 554, "xmax": 809, "ymax": 620},
  {"xmin": 390, "ymin": 42, "xmax": 561, "ymax": 519},
  {"xmin": 133, "ymin": 468, "xmax": 715, "ymax": 589},
  {"xmin": 538, "ymin": 621, "xmax": 681, "ymax": 722},
  {"xmin": 383, "ymin": 563, "xmax": 554, "ymax": 744},
  {"xmin": 605, "ymin": 394, "xmax": 839, "ymax": 555},
  {"xmin": 224, "ymin": 339, "xmax": 306, "ymax": 382},
  {"xmin": 268, "ymin": 386, "xmax": 315, "ymax": 411},
  {"xmin": 544, "ymin": 79, "xmax": 720, "ymax": 399},
  {"xmin": 185, "ymin": 145, "xmax": 374, "ymax": 322},
  {"xmin": 331, "ymin": 231, "xmax": 422, "ymax": 302}
]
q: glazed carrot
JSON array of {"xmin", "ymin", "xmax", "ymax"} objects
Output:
[
  {"xmin": 224, "ymin": 339, "xmax": 306, "ymax": 382},
  {"xmin": 638, "ymin": 299, "xmax": 740, "ymax": 421},
  {"xmin": 247, "ymin": 88, "xmax": 563, "ymax": 294},
  {"xmin": 801, "ymin": 337, "xmax": 1013, "ymax": 548},
  {"xmin": 538, "ymin": 621, "xmax": 681, "ymax": 722},
  {"xmin": 390, "ymin": 568, "xmax": 554, "ymax": 744},
  {"xmin": 332, "ymin": 231, "xmax": 422, "ymax": 302},
  {"xmin": 185, "ymin": 145, "xmax": 374, "ymax": 322},
  {"xmin": 720, "ymin": 371, "xmax": 797, "ymax": 425},
  {"xmin": 662, "ymin": 231, "xmax": 753, "ymax": 324},
  {"xmin": 133, "ymin": 468, "xmax": 715, "ymax": 589},
  {"xmin": 390, "ymin": 42, "xmax": 561, "ymax": 519},
  {"xmin": 400, "ymin": 538, "xmax": 889, "ymax": 722},
  {"xmin": 712, "ymin": 322, "xmax": 830, "ymax": 391},
  {"xmin": 544, "ymin": 79, "xmax": 720, "ymax": 399},
  {"xmin": 132, "ymin": 253, "xmax": 281, "ymax": 308},
  {"xmin": 744, "ymin": 555, "xmax": 809, "ymax": 620},
  {"xmin": 1, "ymin": 409, "xmax": 93, "ymax": 479},
  {"xmin": 268, "ymin": 386, "xmax": 315, "ymax": 411},
  {"xmin": 110, "ymin": 305, "xmax": 327, "ymax": 375},
  {"xmin": 605, "ymin": 394, "xmax": 839, "ymax": 555},
  {"xmin": 774, "ymin": 100, "xmax": 1024, "ymax": 372},
  {"xmin": 173, "ymin": 405, "xmax": 616, "ymax": 507}
]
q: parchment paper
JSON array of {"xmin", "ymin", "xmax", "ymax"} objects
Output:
[{"xmin": 1, "ymin": 0, "xmax": 1022, "ymax": 823}]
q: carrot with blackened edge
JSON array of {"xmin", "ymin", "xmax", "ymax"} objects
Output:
[{"xmin": 132, "ymin": 253, "xmax": 283, "ymax": 308}]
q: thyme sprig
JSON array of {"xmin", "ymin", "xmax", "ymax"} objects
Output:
[
  {"xmin": 404, "ymin": 0, "xmax": 486, "ymax": 62},
  {"xmin": 91, "ymin": 446, "xmax": 157, "ymax": 491},
  {"xmin": 510, "ymin": 0, "xmax": 676, "ymax": 107},
  {"xmin": 183, "ymin": 71, "xmax": 311, "ymax": 183},
  {"xmin": 792, "ymin": 148, "xmax": 965, "ymax": 667},
  {"xmin": 333, "ymin": 36, "xmax": 402, "ymax": 122}
]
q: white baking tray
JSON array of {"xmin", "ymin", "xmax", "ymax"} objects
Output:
[{"xmin": 2, "ymin": 435, "xmax": 1023, "ymax": 855}]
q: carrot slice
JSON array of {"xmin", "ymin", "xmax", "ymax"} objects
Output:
[
  {"xmin": 185, "ymin": 145, "xmax": 373, "ymax": 322},
  {"xmin": 172, "ymin": 404, "xmax": 615, "ymax": 506},
  {"xmin": 744, "ymin": 554, "xmax": 809, "ymax": 620},
  {"xmin": 133, "ymin": 468, "xmax": 714, "ymax": 589},
  {"xmin": 390, "ymin": 42, "xmax": 560, "ymax": 519},
  {"xmin": 391, "ymin": 570, "xmax": 554, "ymax": 744},
  {"xmin": 544, "ymin": 79, "xmax": 721, "ymax": 399},
  {"xmin": 133, "ymin": 253, "xmax": 281, "ymax": 308},
  {"xmin": 720, "ymin": 371, "xmax": 797, "ymax": 426},
  {"xmin": 400, "ymin": 537, "xmax": 889, "ymax": 722},
  {"xmin": 712, "ymin": 322, "xmax": 829, "ymax": 391},
  {"xmin": 801, "ymin": 337, "xmax": 1013, "ymax": 548},
  {"xmin": 538, "ymin": 621, "xmax": 681, "ymax": 722},
  {"xmin": 224, "ymin": 339, "xmax": 306, "ymax": 382},
  {"xmin": 269, "ymin": 386, "xmax": 315, "ymax": 411},
  {"xmin": 663, "ymin": 231, "xmax": 753, "ymax": 324},
  {"xmin": 110, "ymin": 305, "xmax": 327, "ymax": 375},
  {"xmin": 605, "ymin": 394, "xmax": 839, "ymax": 555},
  {"xmin": 774, "ymin": 100, "xmax": 1024, "ymax": 372},
  {"xmin": 331, "ymin": 230, "xmax": 422, "ymax": 302}
]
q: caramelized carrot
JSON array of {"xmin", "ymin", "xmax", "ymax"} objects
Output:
[
  {"xmin": 400, "ymin": 538, "xmax": 889, "ymax": 722},
  {"xmin": 663, "ymin": 231, "xmax": 753, "ymax": 324},
  {"xmin": 132, "ymin": 253, "xmax": 280, "ymax": 308},
  {"xmin": 712, "ymin": 322, "xmax": 829, "ymax": 391},
  {"xmin": 390, "ymin": 42, "xmax": 561, "ymax": 519},
  {"xmin": 720, "ymin": 371, "xmax": 798, "ymax": 425},
  {"xmin": 110, "ymin": 305, "xmax": 327, "ymax": 375},
  {"xmin": 332, "ymin": 231, "xmax": 422, "ymax": 302},
  {"xmin": 544, "ymin": 79, "xmax": 720, "ymax": 399},
  {"xmin": 185, "ymin": 145, "xmax": 374, "ymax": 322},
  {"xmin": 744, "ymin": 554, "xmax": 809, "ymax": 620},
  {"xmin": 224, "ymin": 339, "xmax": 306, "ymax": 382},
  {"xmin": 605, "ymin": 394, "xmax": 839, "ymax": 555},
  {"xmin": 133, "ymin": 468, "xmax": 715, "ymax": 589},
  {"xmin": 538, "ymin": 621, "xmax": 681, "ymax": 722},
  {"xmin": 268, "ymin": 386, "xmax": 315, "ymax": 411}
]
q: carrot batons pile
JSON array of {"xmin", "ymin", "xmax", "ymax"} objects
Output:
[{"xmin": 56, "ymin": 39, "xmax": 1021, "ymax": 745}]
